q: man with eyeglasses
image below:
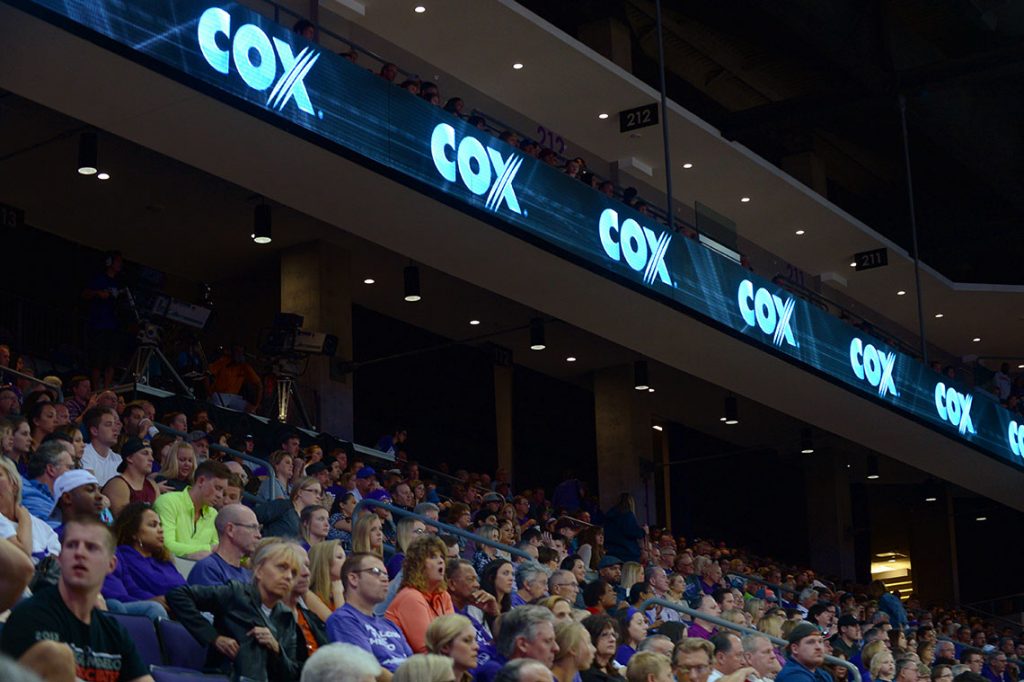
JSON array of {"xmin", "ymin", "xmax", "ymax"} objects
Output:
[
  {"xmin": 188, "ymin": 504, "xmax": 261, "ymax": 586},
  {"xmin": 326, "ymin": 553, "xmax": 412, "ymax": 679},
  {"xmin": 674, "ymin": 637, "xmax": 714, "ymax": 682},
  {"xmin": 548, "ymin": 569, "xmax": 580, "ymax": 603}
]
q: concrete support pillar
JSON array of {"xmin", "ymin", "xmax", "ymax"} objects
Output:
[
  {"xmin": 279, "ymin": 241, "xmax": 353, "ymax": 438},
  {"xmin": 494, "ymin": 364, "xmax": 514, "ymax": 482},
  {"xmin": 803, "ymin": 450, "xmax": 856, "ymax": 580},
  {"xmin": 908, "ymin": 486, "xmax": 959, "ymax": 604},
  {"xmin": 593, "ymin": 365, "xmax": 655, "ymax": 523},
  {"xmin": 579, "ymin": 18, "xmax": 633, "ymax": 72}
]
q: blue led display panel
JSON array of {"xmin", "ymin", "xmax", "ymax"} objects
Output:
[{"xmin": 11, "ymin": 0, "xmax": 1024, "ymax": 470}]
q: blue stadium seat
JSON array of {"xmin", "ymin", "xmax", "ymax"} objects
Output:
[
  {"xmin": 157, "ymin": 618, "xmax": 208, "ymax": 671},
  {"xmin": 106, "ymin": 613, "xmax": 162, "ymax": 669},
  {"xmin": 150, "ymin": 666, "xmax": 229, "ymax": 682}
]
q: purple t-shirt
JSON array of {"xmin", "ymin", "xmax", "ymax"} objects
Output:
[
  {"xmin": 326, "ymin": 603, "xmax": 412, "ymax": 672},
  {"xmin": 187, "ymin": 552, "xmax": 253, "ymax": 586}
]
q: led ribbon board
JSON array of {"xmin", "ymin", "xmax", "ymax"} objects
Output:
[{"xmin": 13, "ymin": 0, "xmax": 1024, "ymax": 469}]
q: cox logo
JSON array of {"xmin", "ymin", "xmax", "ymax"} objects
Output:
[
  {"xmin": 431, "ymin": 123, "xmax": 523, "ymax": 214},
  {"xmin": 1009, "ymin": 421, "xmax": 1024, "ymax": 458},
  {"xmin": 598, "ymin": 209, "xmax": 672, "ymax": 286},
  {"xmin": 934, "ymin": 382, "xmax": 975, "ymax": 435},
  {"xmin": 849, "ymin": 338, "xmax": 898, "ymax": 398},
  {"xmin": 737, "ymin": 280, "xmax": 797, "ymax": 347},
  {"xmin": 198, "ymin": 8, "xmax": 321, "ymax": 116}
]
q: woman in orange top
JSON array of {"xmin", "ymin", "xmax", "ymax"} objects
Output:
[{"xmin": 385, "ymin": 534, "xmax": 454, "ymax": 653}]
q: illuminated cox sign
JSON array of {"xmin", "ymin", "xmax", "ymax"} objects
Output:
[
  {"xmin": 934, "ymin": 382, "xmax": 975, "ymax": 435},
  {"xmin": 598, "ymin": 209, "xmax": 672, "ymax": 286},
  {"xmin": 431, "ymin": 124, "xmax": 523, "ymax": 215},
  {"xmin": 198, "ymin": 7, "xmax": 321, "ymax": 116},
  {"xmin": 737, "ymin": 280, "xmax": 797, "ymax": 348},
  {"xmin": 1009, "ymin": 421, "xmax": 1024, "ymax": 458},
  {"xmin": 849, "ymin": 338, "xmax": 898, "ymax": 398}
]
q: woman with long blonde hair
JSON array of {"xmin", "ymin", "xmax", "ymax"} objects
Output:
[
  {"xmin": 158, "ymin": 441, "xmax": 196, "ymax": 492},
  {"xmin": 308, "ymin": 540, "xmax": 346, "ymax": 613},
  {"xmin": 425, "ymin": 614, "xmax": 478, "ymax": 682},
  {"xmin": 352, "ymin": 512, "xmax": 384, "ymax": 557}
]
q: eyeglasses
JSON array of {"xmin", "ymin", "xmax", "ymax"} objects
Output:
[
  {"xmin": 553, "ymin": 583, "xmax": 578, "ymax": 590},
  {"xmin": 677, "ymin": 665, "xmax": 710, "ymax": 676},
  {"xmin": 233, "ymin": 522, "xmax": 262, "ymax": 532},
  {"xmin": 300, "ymin": 487, "xmax": 323, "ymax": 496},
  {"xmin": 599, "ymin": 630, "xmax": 618, "ymax": 639},
  {"xmin": 354, "ymin": 566, "xmax": 389, "ymax": 579}
]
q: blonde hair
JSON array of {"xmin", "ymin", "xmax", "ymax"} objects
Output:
[
  {"xmin": 862, "ymin": 640, "xmax": 889, "ymax": 672},
  {"xmin": 627, "ymin": 651, "xmax": 671, "ymax": 682},
  {"xmin": 0, "ymin": 457, "xmax": 22, "ymax": 505},
  {"xmin": 352, "ymin": 513, "xmax": 383, "ymax": 557},
  {"xmin": 869, "ymin": 651, "xmax": 895, "ymax": 679},
  {"xmin": 554, "ymin": 620, "xmax": 591, "ymax": 663},
  {"xmin": 621, "ymin": 561, "xmax": 643, "ymax": 593},
  {"xmin": 540, "ymin": 595, "xmax": 572, "ymax": 614},
  {"xmin": 757, "ymin": 614, "xmax": 785, "ymax": 639},
  {"xmin": 161, "ymin": 441, "xmax": 196, "ymax": 481},
  {"xmin": 425, "ymin": 614, "xmax": 473, "ymax": 654},
  {"xmin": 251, "ymin": 539, "xmax": 304, "ymax": 580},
  {"xmin": 393, "ymin": 654, "xmax": 456, "ymax": 682},
  {"xmin": 721, "ymin": 608, "xmax": 746, "ymax": 625},
  {"xmin": 309, "ymin": 540, "xmax": 344, "ymax": 608}
]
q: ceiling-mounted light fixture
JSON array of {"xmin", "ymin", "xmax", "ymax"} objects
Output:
[
  {"xmin": 403, "ymin": 265, "xmax": 421, "ymax": 302},
  {"xmin": 529, "ymin": 318, "xmax": 546, "ymax": 350},
  {"xmin": 252, "ymin": 204, "xmax": 272, "ymax": 244},
  {"xmin": 77, "ymin": 132, "xmax": 98, "ymax": 175},
  {"xmin": 866, "ymin": 454, "xmax": 880, "ymax": 480},
  {"xmin": 634, "ymin": 360, "xmax": 649, "ymax": 391},
  {"xmin": 724, "ymin": 395, "xmax": 739, "ymax": 425},
  {"xmin": 800, "ymin": 427, "xmax": 815, "ymax": 454}
]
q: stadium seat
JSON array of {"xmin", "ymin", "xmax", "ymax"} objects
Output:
[
  {"xmin": 150, "ymin": 666, "xmax": 230, "ymax": 682},
  {"xmin": 106, "ymin": 613, "xmax": 162, "ymax": 669},
  {"xmin": 157, "ymin": 618, "xmax": 208, "ymax": 671}
]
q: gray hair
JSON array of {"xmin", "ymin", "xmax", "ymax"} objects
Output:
[
  {"xmin": 742, "ymin": 633, "xmax": 771, "ymax": 654},
  {"xmin": 895, "ymin": 657, "xmax": 918, "ymax": 677},
  {"xmin": 26, "ymin": 440, "xmax": 70, "ymax": 479},
  {"xmin": 494, "ymin": 658, "xmax": 550, "ymax": 682},
  {"xmin": 644, "ymin": 565, "xmax": 666, "ymax": 582},
  {"xmin": 301, "ymin": 643, "xmax": 382, "ymax": 682},
  {"xmin": 515, "ymin": 561, "xmax": 550, "ymax": 590},
  {"xmin": 548, "ymin": 569, "xmax": 575, "ymax": 592},
  {"xmin": 414, "ymin": 502, "xmax": 439, "ymax": 516},
  {"xmin": 798, "ymin": 587, "xmax": 818, "ymax": 603},
  {"xmin": 638, "ymin": 634, "xmax": 673, "ymax": 653},
  {"xmin": 495, "ymin": 605, "xmax": 555, "ymax": 658}
]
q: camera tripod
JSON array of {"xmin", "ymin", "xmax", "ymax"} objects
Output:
[{"xmin": 122, "ymin": 336, "xmax": 195, "ymax": 398}]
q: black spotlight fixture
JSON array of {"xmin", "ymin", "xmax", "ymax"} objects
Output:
[
  {"xmin": 723, "ymin": 395, "xmax": 739, "ymax": 425},
  {"xmin": 77, "ymin": 132, "xmax": 98, "ymax": 175},
  {"xmin": 866, "ymin": 454, "xmax": 880, "ymax": 480},
  {"xmin": 252, "ymin": 203, "xmax": 272, "ymax": 244},
  {"xmin": 403, "ymin": 265, "xmax": 421, "ymax": 302},
  {"xmin": 800, "ymin": 427, "xmax": 815, "ymax": 454},
  {"xmin": 633, "ymin": 360, "xmax": 649, "ymax": 391},
  {"xmin": 529, "ymin": 318, "xmax": 546, "ymax": 350}
]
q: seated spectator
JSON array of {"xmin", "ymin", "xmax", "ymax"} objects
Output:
[
  {"xmin": 394, "ymin": 653, "xmax": 457, "ymax": 682},
  {"xmin": 473, "ymin": 524, "xmax": 501, "ymax": 574},
  {"xmin": 300, "ymin": 504, "xmax": 330, "ymax": 549},
  {"xmin": 352, "ymin": 511, "xmax": 385, "ymax": 557},
  {"xmin": 258, "ymin": 476, "xmax": 324, "ymax": 539},
  {"xmin": 616, "ymin": 609, "xmax": 650, "ymax": 666},
  {"xmin": 539, "ymin": 595, "xmax": 574, "ymax": 623},
  {"xmin": 153, "ymin": 459, "xmax": 230, "ymax": 560},
  {"xmin": 326, "ymin": 552, "xmax": 414, "ymax": 673},
  {"xmin": 259, "ymin": 450, "xmax": 294, "ymax": 501},
  {"xmin": 2, "ymin": 456, "xmax": 61, "ymax": 561},
  {"xmin": 0, "ymin": 385, "xmax": 17, "ymax": 416},
  {"xmin": 21, "ymin": 440, "xmax": 73, "ymax": 526},
  {"xmin": 540, "ymin": 148, "xmax": 559, "ymax": 166},
  {"xmin": 626, "ymin": 651, "xmax": 673, "ymax": 682},
  {"xmin": 688, "ymin": 595, "xmax": 721, "ymax": 640},
  {"xmin": 80, "ymin": 407, "xmax": 121, "ymax": 486},
  {"xmin": 308, "ymin": 539, "xmax": 346, "ymax": 613},
  {"xmin": 293, "ymin": 18, "xmax": 315, "ymax": 40},
  {"xmin": 386, "ymin": 535, "xmax": 456, "ymax": 653},
  {"xmin": 581, "ymin": 613, "xmax": 623, "ymax": 681},
  {"xmin": 27, "ymin": 401, "xmax": 56, "ymax": 451},
  {"xmin": 549, "ymin": 568, "xmax": 582, "ymax": 607},
  {"xmin": 426, "ymin": 613, "xmax": 480, "ymax": 681},
  {"xmin": 446, "ymin": 558, "xmax": 499, "ymax": 665},
  {"xmin": 481, "ymin": 558, "xmax": 515, "ymax": 618},
  {"xmin": 64, "ymin": 375, "xmax": 91, "ymax": 421},
  {"xmin": 552, "ymin": 620, "xmax": 597, "ymax": 682},
  {"xmin": 564, "ymin": 157, "xmax": 584, "ymax": 178},
  {"xmin": 638, "ymin": 636, "xmax": 674, "ymax": 659},
  {"xmin": 444, "ymin": 97, "xmax": 464, "ymax": 116},
  {"xmin": 102, "ymin": 438, "xmax": 159, "ymax": 517},
  {"xmin": 328, "ymin": 490, "xmax": 357, "ymax": 546},
  {"xmin": 499, "ymin": 130, "xmax": 519, "ymax": 147},
  {"xmin": 379, "ymin": 62, "xmax": 398, "ymax": 82},
  {"xmin": 584, "ymin": 579, "xmax": 619, "ymax": 616},
  {"xmin": 644, "ymin": 566, "xmax": 681, "ymax": 623},
  {"xmin": 187, "ymin": 430, "xmax": 211, "ymax": 461},
  {"xmin": 871, "ymin": 651, "xmax": 896, "ymax": 682},
  {"xmin": 4, "ymin": 416, "xmax": 31, "ymax": 474},
  {"xmin": 167, "ymin": 539, "xmax": 304, "ymax": 681},
  {"xmin": 283, "ymin": 548, "xmax": 329, "ymax": 656},
  {"xmin": 742, "ymin": 633, "xmax": 780, "ymax": 682},
  {"xmin": 468, "ymin": 115, "xmax": 487, "ymax": 130},
  {"xmin": 157, "ymin": 440, "xmax": 196, "ymax": 492},
  {"xmin": 512, "ymin": 561, "xmax": 551, "ymax": 606},
  {"xmin": 777, "ymin": 622, "xmax": 829, "ymax": 682},
  {"xmin": 474, "ymin": 605, "xmax": 558, "ymax": 682},
  {"xmin": 983, "ymin": 651, "xmax": 1009, "ymax": 682},
  {"xmin": 388, "ymin": 515, "xmax": 428, "ymax": 579},
  {"xmin": 300, "ymin": 642, "xmax": 382, "ymax": 682},
  {"xmin": 188, "ymin": 502, "xmax": 260, "ymax": 586},
  {"xmin": 0, "ymin": 517, "xmax": 151, "ymax": 682},
  {"xmin": 102, "ymin": 502, "xmax": 185, "ymax": 620}
]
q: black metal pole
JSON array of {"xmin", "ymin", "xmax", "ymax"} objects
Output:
[
  {"xmin": 899, "ymin": 94, "xmax": 928, "ymax": 363},
  {"xmin": 654, "ymin": 0, "xmax": 675, "ymax": 230}
]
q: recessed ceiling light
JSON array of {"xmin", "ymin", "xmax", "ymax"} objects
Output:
[
  {"xmin": 97, "ymin": 172, "xmax": 110, "ymax": 180},
  {"xmin": 925, "ymin": 496, "xmax": 937, "ymax": 502},
  {"xmin": 469, "ymin": 320, "xmax": 480, "ymax": 326},
  {"xmin": 1018, "ymin": 364, "xmax": 1024, "ymax": 369},
  {"xmin": 414, "ymin": 5, "xmax": 426, "ymax": 12},
  {"xmin": 867, "ymin": 473, "xmax": 880, "ymax": 480},
  {"xmin": 565, "ymin": 356, "xmax": 576, "ymax": 362},
  {"xmin": 849, "ymin": 261, "xmax": 857, "ymax": 267},
  {"xmin": 897, "ymin": 290, "xmax": 906, "ymax": 296},
  {"xmin": 972, "ymin": 337, "xmax": 981, "ymax": 342},
  {"xmin": 976, "ymin": 516, "xmax": 987, "ymax": 521},
  {"xmin": 648, "ymin": 388, "xmax": 655, "ymax": 393},
  {"xmin": 512, "ymin": 63, "xmax": 524, "ymax": 70},
  {"xmin": 363, "ymin": 278, "xmax": 375, "ymax": 285},
  {"xmin": 598, "ymin": 113, "xmax": 608, "ymax": 120},
  {"xmin": 682, "ymin": 162, "xmax": 693, "ymax": 169},
  {"xmin": 934, "ymin": 313, "xmax": 944, "ymax": 318},
  {"xmin": 652, "ymin": 425, "xmax": 663, "ymax": 431},
  {"xmin": 719, "ymin": 417, "xmax": 727, "ymax": 422},
  {"xmin": 725, "ymin": 418, "xmax": 739, "ymax": 425},
  {"xmin": 740, "ymin": 197, "xmax": 751, "ymax": 203},
  {"xmin": 794, "ymin": 229, "xmax": 805, "ymax": 235}
]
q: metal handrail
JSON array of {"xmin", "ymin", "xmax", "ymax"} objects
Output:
[
  {"xmin": 0, "ymin": 364, "xmax": 64, "ymax": 402},
  {"xmin": 727, "ymin": 572, "xmax": 786, "ymax": 599},
  {"xmin": 152, "ymin": 422, "xmax": 275, "ymax": 493},
  {"xmin": 354, "ymin": 499, "xmax": 533, "ymax": 561},
  {"xmin": 639, "ymin": 598, "xmax": 861, "ymax": 682}
]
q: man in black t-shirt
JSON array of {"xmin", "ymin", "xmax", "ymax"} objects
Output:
[{"xmin": 0, "ymin": 517, "xmax": 152, "ymax": 682}]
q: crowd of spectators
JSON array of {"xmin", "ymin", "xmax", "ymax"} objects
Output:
[{"xmin": 0, "ymin": 347, "xmax": 1021, "ymax": 682}]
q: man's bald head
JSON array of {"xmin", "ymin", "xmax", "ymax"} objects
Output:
[{"xmin": 214, "ymin": 503, "xmax": 254, "ymax": 534}]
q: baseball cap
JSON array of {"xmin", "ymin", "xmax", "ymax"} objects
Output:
[
  {"xmin": 121, "ymin": 438, "xmax": 147, "ymax": 459},
  {"xmin": 597, "ymin": 555, "xmax": 623, "ymax": 569},
  {"xmin": 356, "ymin": 466, "xmax": 377, "ymax": 480},
  {"xmin": 787, "ymin": 621, "xmax": 822, "ymax": 645},
  {"xmin": 838, "ymin": 614, "xmax": 859, "ymax": 628},
  {"xmin": 482, "ymin": 492, "xmax": 504, "ymax": 504},
  {"xmin": 366, "ymin": 488, "xmax": 392, "ymax": 503},
  {"xmin": 53, "ymin": 470, "xmax": 99, "ymax": 502},
  {"xmin": 187, "ymin": 430, "xmax": 209, "ymax": 443}
]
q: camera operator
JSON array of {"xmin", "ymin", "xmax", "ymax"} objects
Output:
[
  {"xmin": 81, "ymin": 251, "xmax": 125, "ymax": 390},
  {"xmin": 207, "ymin": 344, "xmax": 262, "ymax": 413}
]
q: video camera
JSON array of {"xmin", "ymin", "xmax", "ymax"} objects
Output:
[{"xmin": 260, "ymin": 313, "xmax": 338, "ymax": 358}]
